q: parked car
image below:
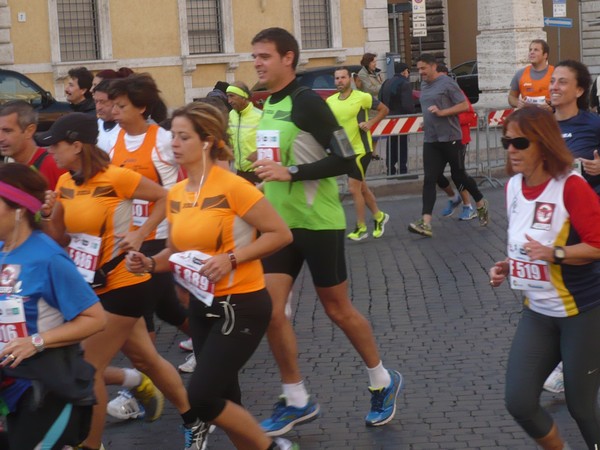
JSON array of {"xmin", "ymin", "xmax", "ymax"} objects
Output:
[
  {"xmin": 252, "ymin": 64, "xmax": 421, "ymax": 112},
  {"xmin": 450, "ymin": 60, "xmax": 479, "ymax": 104},
  {"xmin": 0, "ymin": 69, "xmax": 72, "ymax": 131},
  {"xmin": 251, "ymin": 65, "xmax": 363, "ymax": 108}
]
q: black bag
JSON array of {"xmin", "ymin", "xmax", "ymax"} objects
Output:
[{"xmin": 91, "ymin": 253, "xmax": 126, "ymax": 289}]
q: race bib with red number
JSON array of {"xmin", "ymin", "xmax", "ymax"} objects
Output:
[
  {"xmin": 68, "ymin": 233, "xmax": 102, "ymax": 283},
  {"xmin": 169, "ymin": 251, "xmax": 215, "ymax": 306},
  {"xmin": 0, "ymin": 296, "xmax": 27, "ymax": 352},
  {"xmin": 509, "ymin": 258, "xmax": 552, "ymax": 290},
  {"xmin": 256, "ymin": 130, "xmax": 281, "ymax": 163},
  {"xmin": 132, "ymin": 199, "xmax": 150, "ymax": 227}
]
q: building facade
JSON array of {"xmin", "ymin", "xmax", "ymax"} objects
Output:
[{"xmin": 0, "ymin": 0, "xmax": 389, "ymax": 107}]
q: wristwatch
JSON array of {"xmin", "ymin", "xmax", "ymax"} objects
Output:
[
  {"xmin": 31, "ymin": 333, "xmax": 45, "ymax": 353},
  {"xmin": 287, "ymin": 165, "xmax": 299, "ymax": 178},
  {"xmin": 553, "ymin": 246, "xmax": 566, "ymax": 264}
]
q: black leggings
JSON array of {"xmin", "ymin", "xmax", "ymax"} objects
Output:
[
  {"xmin": 505, "ymin": 307, "xmax": 600, "ymax": 448},
  {"xmin": 422, "ymin": 141, "xmax": 482, "ymax": 215},
  {"xmin": 186, "ymin": 289, "xmax": 272, "ymax": 422},
  {"xmin": 6, "ymin": 388, "xmax": 92, "ymax": 449}
]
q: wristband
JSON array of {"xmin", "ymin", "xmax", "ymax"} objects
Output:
[
  {"xmin": 227, "ymin": 251, "xmax": 237, "ymax": 270},
  {"xmin": 147, "ymin": 256, "xmax": 156, "ymax": 273}
]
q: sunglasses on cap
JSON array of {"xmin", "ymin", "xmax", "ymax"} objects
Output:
[{"xmin": 501, "ymin": 136, "xmax": 530, "ymax": 150}]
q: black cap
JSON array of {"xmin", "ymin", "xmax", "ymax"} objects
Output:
[
  {"xmin": 35, "ymin": 113, "xmax": 98, "ymax": 146},
  {"xmin": 394, "ymin": 62, "xmax": 410, "ymax": 74}
]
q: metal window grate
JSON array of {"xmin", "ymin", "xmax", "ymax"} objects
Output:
[
  {"xmin": 57, "ymin": 0, "xmax": 99, "ymax": 62},
  {"xmin": 300, "ymin": 0, "xmax": 331, "ymax": 49},
  {"xmin": 186, "ymin": 0, "xmax": 223, "ymax": 54}
]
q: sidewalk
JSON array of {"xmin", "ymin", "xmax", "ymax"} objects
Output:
[{"xmin": 103, "ymin": 184, "xmax": 584, "ymax": 449}]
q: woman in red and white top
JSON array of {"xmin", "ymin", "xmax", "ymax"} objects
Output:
[{"xmin": 489, "ymin": 106, "xmax": 600, "ymax": 449}]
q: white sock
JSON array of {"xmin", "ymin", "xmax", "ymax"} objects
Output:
[
  {"xmin": 462, "ymin": 203, "xmax": 472, "ymax": 208},
  {"xmin": 122, "ymin": 368, "xmax": 142, "ymax": 389},
  {"xmin": 367, "ymin": 361, "xmax": 391, "ymax": 389},
  {"xmin": 282, "ymin": 381, "xmax": 309, "ymax": 408}
]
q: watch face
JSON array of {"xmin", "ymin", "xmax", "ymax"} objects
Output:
[
  {"xmin": 555, "ymin": 248, "xmax": 566, "ymax": 259},
  {"xmin": 289, "ymin": 166, "xmax": 299, "ymax": 174}
]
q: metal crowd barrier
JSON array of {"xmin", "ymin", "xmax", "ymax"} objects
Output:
[{"xmin": 359, "ymin": 108, "xmax": 515, "ymax": 188}]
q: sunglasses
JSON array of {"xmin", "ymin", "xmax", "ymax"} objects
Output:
[{"xmin": 501, "ymin": 136, "xmax": 530, "ymax": 150}]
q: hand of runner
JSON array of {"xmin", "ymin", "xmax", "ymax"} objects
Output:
[
  {"xmin": 580, "ymin": 150, "xmax": 600, "ymax": 176},
  {"xmin": 253, "ymin": 159, "xmax": 292, "ymax": 181},
  {"xmin": 40, "ymin": 190, "xmax": 57, "ymax": 219},
  {"xmin": 199, "ymin": 253, "xmax": 234, "ymax": 283},
  {"xmin": 116, "ymin": 230, "xmax": 144, "ymax": 253},
  {"xmin": 488, "ymin": 259, "xmax": 509, "ymax": 287},
  {"xmin": 126, "ymin": 251, "xmax": 148, "ymax": 274}
]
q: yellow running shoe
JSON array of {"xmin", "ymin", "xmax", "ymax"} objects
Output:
[{"xmin": 133, "ymin": 373, "xmax": 164, "ymax": 422}]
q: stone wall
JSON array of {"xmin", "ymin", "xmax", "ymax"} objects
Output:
[{"xmin": 0, "ymin": 0, "xmax": 13, "ymax": 65}]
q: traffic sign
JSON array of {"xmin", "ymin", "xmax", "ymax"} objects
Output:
[
  {"xmin": 553, "ymin": 4, "xmax": 566, "ymax": 17},
  {"xmin": 413, "ymin": 29, "xmax": 427, "ymax": 37},
  {"xmin": 412, "ymin": 0, "xmax": 426, "ymax": 14},
  {"xmin": 543, "ymin": 17, "xmax": 573, "ymax": 28},
  {"xmin": 413, "ymin": 13, "xmax": 426, "ymax": 22}
]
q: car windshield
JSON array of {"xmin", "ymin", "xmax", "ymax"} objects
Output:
[{"xmin": 0, "ymin": 73, "xmax": 42, "ymax": 105}]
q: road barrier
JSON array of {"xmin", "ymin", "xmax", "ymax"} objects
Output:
[{"xmin": 364, "ymin": 108, "xmax": 513, "ymax": 188}]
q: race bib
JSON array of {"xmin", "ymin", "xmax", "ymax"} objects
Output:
[
  {"xmin": 525, "ymin": 96, "xmax": 547, "ymax": 105},
  {"xmin": 68, "ymin": 233, "xmax": 102, "ymax": 283},
  {"xmin": 256, "ymin": 130, "xmax": 281, "ymax": 163},
  {"xmin": 169, "ymin": 251, "xmax": 215, "ymax": 306},
  {"xmin": 132, "ymin": 199, "xmax": 150, "ymax": 227},
  {"xmin": 0, "ymin": 296, "xmax": 27, "ymax": 352}
]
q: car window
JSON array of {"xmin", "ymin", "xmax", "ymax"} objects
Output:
[
  {"xmin": 0, "ymin": 73, "xmax": 42, "ymax": 105},
  {"xmin": 452, "ymin": 61, "xmax": 476, "ymax": 77}
]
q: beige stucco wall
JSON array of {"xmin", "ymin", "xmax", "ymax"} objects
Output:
[
  {"xmin": 9, "ymin": 0, "xmax": 51, "ymax": 64},
  {"xmin": 110, "ymin": 1, "xmax": 181, "ymax": 59},
  {"xmin": 3, "ymin": 0, "xmax": 373, "ymax": 106}
]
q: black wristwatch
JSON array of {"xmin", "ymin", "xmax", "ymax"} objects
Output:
[
  {"xmin": 553, "ymin": 246, "xmax": 566, "ymax": 264},
  {"xmin": 287, "ymin": 165, "xmax": 299, "ymax": 180}
]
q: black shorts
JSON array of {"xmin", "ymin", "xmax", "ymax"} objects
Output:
[
  {"xmin": 262, "ymin": 228, "xmax": 347, "ymax": 288},
  {"xmin": 99, "ymin": 281, "xmax": 152, "ymax": 318},
  {"xmin": 348, "ymin": 152, "xmax": 372, "ymax": 181}
]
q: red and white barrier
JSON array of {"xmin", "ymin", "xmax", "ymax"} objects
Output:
[
  {"xmin": 487, "ymin": 109, "xmax": 514, "ymax": 127},
  {"xmin": 371, "ymin": 116, "xmax": 423, "ymax": 137}
]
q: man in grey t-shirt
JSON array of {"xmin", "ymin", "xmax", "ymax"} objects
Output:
[{"xmin": 408, "ymin": 53, "xmax": 489, "ymax": 238}]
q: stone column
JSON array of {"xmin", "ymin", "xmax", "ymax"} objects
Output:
[
  {"xmin": 476, "ymin": 0, "xmax": 546, "ymax": 109},
  {"xmin": 363, "ymin": 0, "xmax": 390, "ymax": 78}
]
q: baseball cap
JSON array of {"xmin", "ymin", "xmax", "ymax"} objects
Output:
[
  {"xmin": 395, "ymin": 62, "xmax": 410, "ymax": 74},
  {"xmin": 35, "ymin": 113, "xmax": 98, "ymax": 146}
]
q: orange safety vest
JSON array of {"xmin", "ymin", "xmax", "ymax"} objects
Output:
[{"xmin": 518, "ymin": 65, "xmax": 554, "ymax": 103}]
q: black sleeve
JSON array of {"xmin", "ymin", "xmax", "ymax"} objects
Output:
[
  {"xmin": 289, "ymin": 89, "xmax": 355, "ymax": 180},
  {"xmin": 291, "ymin": 89, "xmax": 341, "ymax": 148}
]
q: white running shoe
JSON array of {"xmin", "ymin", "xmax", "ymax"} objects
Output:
[
  {"xmin": 543, "ymin": 363, "xmax": 564, "ymax": 393},
  {"xmin": 178, "ymin": 353, "xmax": 197, "ymax": 373},
  {"xmin": 273, "ymin": 437, "xmax": 300, "ymax": 449},
  {"xmin": 107, "ymin": 389, "xmax": 146, "ymax": 420},
  {"xmin": 179, "ymin": 337, "xmax": 194, "ymax": 352}
]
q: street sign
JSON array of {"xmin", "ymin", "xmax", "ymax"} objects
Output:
[
  {"xmin": 413, "ymin": 21, "xmax": 427, "ymax": 30},
  {"xmin": 413, "ymin": 29, "xmax": 427, "ymax": 37},
  {"xmin": 544, "ymin": 17, "xmax": 573, "ymax": 28},
  {"xmin": 412, "ymin": 0, "xmax": 426, "ymax": 14},
  {"xmin": 413, "ymin": 13, "xmax": 426, "ymax": 22},
  {"xmin": 553, "ymin": 4, "xmax": 566, "ymax": 17}
]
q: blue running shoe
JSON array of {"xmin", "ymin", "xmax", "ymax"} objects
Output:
[
  {"xmin": 261, "ymin": 397, "xmax": 320, "ymax": 437},
  {"xmin": 458, "ymin": 205, "xmax": 477, "ymax": 221},
  {"xmin": 441, "ymin": 197, "xmax": 461, "ymax": 217},
  {"xmin": 365, "ymin": 370, "xmax": 403, "ymax": 427}
]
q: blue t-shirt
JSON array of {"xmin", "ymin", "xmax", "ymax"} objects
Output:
[
  {"xmin": 0, "ymin": 231, "xmax": 99, "ymax": 412},
  {"xmin": 558, "ymin": 110, "xmax": 600, "ymax": 195}
]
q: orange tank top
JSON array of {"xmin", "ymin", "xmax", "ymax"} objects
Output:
[
  {"xmin": 111, "ymin": 125, "xmax": 163, "ymax": 240},
  {"xmin": 518, "ymin": 65, "xmax": 554, "ymax": 104}
]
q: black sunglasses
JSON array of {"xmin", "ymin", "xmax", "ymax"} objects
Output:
[{"xmin": 501, "ymin": 136, "xmax": 530, "ymax": 150}]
